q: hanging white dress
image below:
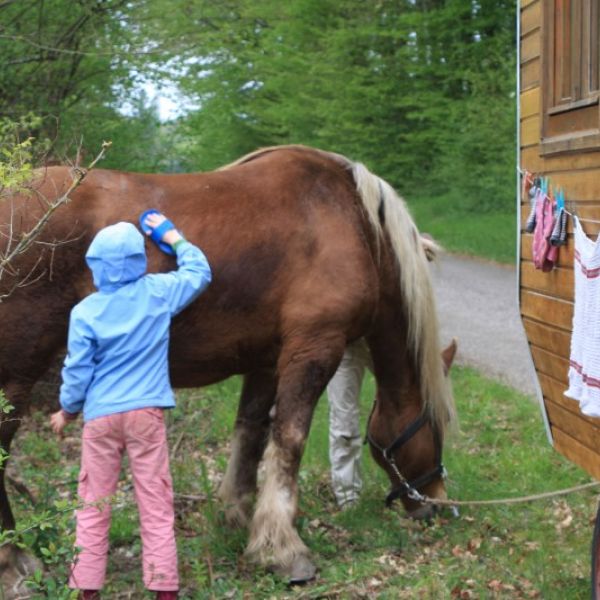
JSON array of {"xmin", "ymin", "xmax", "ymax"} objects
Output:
[{"xmin": 565, "ymin": 216, "xmax": 600, "ymax": 417}]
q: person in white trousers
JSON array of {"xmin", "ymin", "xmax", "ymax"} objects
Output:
[{"xmin": 326, "ymin": 339, "xmax": 372, "ymax": 509}]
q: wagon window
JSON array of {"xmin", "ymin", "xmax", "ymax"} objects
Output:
[{"xmin": 541, "ymin": 0, "xmax": 600, "ymax": 154}]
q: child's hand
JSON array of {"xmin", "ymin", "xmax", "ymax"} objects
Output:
[
  {"xmin": 50, "ymin": 410, "xmax": 70, "ymax": 436},
  {"xmin": 144, "ymin": 212, "xmax": 183, "ymax": 247}
]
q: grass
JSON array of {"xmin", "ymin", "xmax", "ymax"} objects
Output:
[
  {"xmin": 407, "ymin": 195, "xmax": 517, "ymax": 264},
  {"xmin": 8, "ymin": 366, "xmax": 598, "ymax": 598}
]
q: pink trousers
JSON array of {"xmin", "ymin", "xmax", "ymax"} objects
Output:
[{"xmin": 69, "ymin": 408, "xmax": 178, "ymax": 592}]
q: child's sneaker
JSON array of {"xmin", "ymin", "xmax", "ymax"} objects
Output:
[
  {"xmin": 156, "ymin": 592, "xmax": 178, "ymax": 600},
  {"xmin": 81, "ymin": 591, "xmax": 100, "ymax": 600}
]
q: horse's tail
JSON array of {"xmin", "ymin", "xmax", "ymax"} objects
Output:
[{"xmin": 350, "ymin": 161, "xmax": 456, "ymax": 434}]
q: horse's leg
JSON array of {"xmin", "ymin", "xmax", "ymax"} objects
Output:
[
  {"xmin": 0, "ymin": 381, "xmax": 29, "ymax": 530},
  {"xmin": 246, "ymin": 333, "xmax": 345, "ymax": 583},
  {"xmin": 218, "ymin": 369, "xmax": 277, "ymax": 527},
  {"xmin": 0, "ymin": 379, "xmax": 43, "ymax": 597}
]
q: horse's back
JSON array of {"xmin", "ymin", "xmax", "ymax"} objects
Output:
[{"xmin": 0, "ymin": 148, "xmax": 379, "ymax": 385}]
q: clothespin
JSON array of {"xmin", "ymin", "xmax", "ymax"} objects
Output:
[
  {"xmin": 530, "ymin": 175, "xmax": 540, "ymax": 199},
  {"xmin": 550, "ymin": 188, "xmax": 568, "ymax": 246},
  {"xmin": 524, "ymin": 173, "xmax": 538, "ymax": 233},
  {"xmin": 521, "ymin": 170, "xmax": 534, "ymax": 199},
  {"xmin": 556, "ymin": 188, "xmax": 565, "ymax": 212}
]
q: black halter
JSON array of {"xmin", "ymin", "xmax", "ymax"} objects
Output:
[{"xmin": 366, "ymin": 411, "xmax": 446, "ymax": 507}]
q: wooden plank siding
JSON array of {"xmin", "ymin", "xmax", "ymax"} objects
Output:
[
  {"xmin": 521, "ymin": 30, "xmax": 540, "ymax": 64},
  {"xmin": 519, "ymin": 0, "xmax": 600, "ymax": 479},
  {"xmin": 520, "ymin": 290, "xmax": 573, "ymax": 330},
  {"xmin": 553, "ymin": 430, "xmax": 600, "ymax": 481},
  {"xmin": 521, "ymin": 145, "xmax": 600, "ymax": 174},
  {"xmin": 521, "ymin": 1, "xmax": 541, "ymax": 36},
  {"xmin": 521, "ymin": 58, "xmax": 541, "ymax": 91},
  {"xmin": 522, "ymin": 319, "xmax": 571, "ymax": 357},
  {"xmin": 520, "ymin": 87, "xmax": 540, "ymax": 119}
]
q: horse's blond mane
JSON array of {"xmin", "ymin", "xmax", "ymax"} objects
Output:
[
  {"xmin": 220, "ymin": 145, "xmax": 455, "ymax": 434},
  {"xmin": 218, "ymin": 144, "xmax": 348, "ymax": 171},
  {"xmin": 350, "ymin": 163, "xmax": 456, "ymax": 434}
]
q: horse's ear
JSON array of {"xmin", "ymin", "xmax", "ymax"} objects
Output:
[
  {"xmin": 420, "ymin": 233, "xmax": 441, "ymax": 262},
  {"xmin": 441, "ymin": 338, "xmax": 457, "ymax": 375}
]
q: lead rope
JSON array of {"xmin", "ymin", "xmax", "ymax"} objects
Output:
[{"xmin": 408, "ymin": 480, "xmax": 600, "ymax": 508}]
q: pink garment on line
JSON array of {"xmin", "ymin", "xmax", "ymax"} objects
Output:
[
  {"xmin": 532, "ymin": 190, "xmax": 559, "ymax": 272},
  {"xmin": 69, "ymin": 408, "xmax": 178, "ymax": 592}
]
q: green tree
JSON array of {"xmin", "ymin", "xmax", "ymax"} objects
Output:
[
  {"xmin": 162, "ymin": 0, "xmax": 515, "ymax": 212},
  {"xmin": 0, "ymin": 0, "xmax": 180, "ymax": 170},
  {"xmin": 1, "ymin": 0, "xmax": 517, "ymax": 208}
]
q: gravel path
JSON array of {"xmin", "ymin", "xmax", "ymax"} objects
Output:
[{"xmin": 431, "ymin": 254, "xmax": 537, "ymax": 397}]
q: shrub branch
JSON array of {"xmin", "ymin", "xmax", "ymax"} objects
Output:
[{"xmin": 0, "ymin": 140, "xmax": 111, "ymax": 301}]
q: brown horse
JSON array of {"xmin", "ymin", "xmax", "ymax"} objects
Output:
[{"xmin": 0, "ymin": 145, "xmax": 456, "ymax": 582}]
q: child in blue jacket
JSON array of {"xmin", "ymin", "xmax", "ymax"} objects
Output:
[{"xmin": 50, "ymin": 212, "xmax": 211, "ymax": 600}]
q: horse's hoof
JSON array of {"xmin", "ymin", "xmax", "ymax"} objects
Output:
[
  {"xmin": 0, "ymin": 544, "xmax": 43, "ymax": 599},
  {"xmin": 287, "ymin": 554, "xmax": 317, "ymax": 586}
]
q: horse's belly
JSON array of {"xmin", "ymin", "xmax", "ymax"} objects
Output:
[
  {"xmin": 170, "ymin": 368, "xmax": 233, "ymax": 388},
  {"xmin": 168, "ymin": 330, "xmax": 279, "ymax": 389}
]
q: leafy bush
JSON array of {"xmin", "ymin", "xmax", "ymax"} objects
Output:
[{"xmin": 0, "ymin": 116, "xmax": 48, "ymax": 200}]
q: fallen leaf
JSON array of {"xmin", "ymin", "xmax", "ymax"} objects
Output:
[
  {"xmin": 467, "ymin": 537, "xmax": 482, "ymax": 552},
  {"xmin": 524, "ymin": 541, "xmax": 541, "ymax": 551}
]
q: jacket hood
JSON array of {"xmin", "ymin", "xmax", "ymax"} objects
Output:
[{"xmin": 86, "ymin": 222, "xmax": 147, "ymax": 290}]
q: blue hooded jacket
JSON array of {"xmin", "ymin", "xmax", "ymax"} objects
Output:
[{"xmin": 59, "ymin": 222, "xmax": 212, "ymax": 422}]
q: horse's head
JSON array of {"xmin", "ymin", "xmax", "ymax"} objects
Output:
[{"xmin": 367, "ymin": 339, "xmax": 457, "ymax": 519}]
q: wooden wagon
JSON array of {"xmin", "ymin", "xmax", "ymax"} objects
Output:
[{"xmin": 518, "ymin": 0, "xmax": 600, "ymax": 594}]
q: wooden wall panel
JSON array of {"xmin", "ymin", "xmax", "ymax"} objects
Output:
[
  {"xmin": 521, "ymin": 145, "xmax": 600, "ymax": 174},
  {"xmin": 537, "ymin": 372, "xmax": 600, "ymax": 432},
  {"xmin": 523, "ymin": 319, "xmax": 571, "ymax": 358},
  {"xmin": 521, "ymin": 58, "xmax": 540, "ymax": 90},
  {"xmin": 521, "ymin": 262, "xmax": 573, "ymax": 299},
  {"xmin": 552, "ymin": 428, "xmax": 600, "ymax": 480},
  {"xmin": 520, "ymin": 290, "xmax": 573, "ymax": 330},
  {"xmin": 538, "ymin": 372, "xmax": 575, "ymax": 411},
  {"xmin": 546, "ymin": 105, "xmax": 600, "ymax": 139},
  {"xmin": 530, "ymin": 345, "xmax": 569, "ymax": 381},
  {"xmin": 521, "ymin": 1, "xmax": 541, "ymax": 36},
  {"xmin": 521, "ymin": 115, "xmax": 540, "ymax": 147},
  {"xmin": 520, "ymin": 87, "xmax": 540, "ymax": 119},
  {"xmin": 535, "ymin": 170, "xmax": 600, "ymax": 202},
  {"xmin": 546, "ymin": 400, "xmax": 600, "ymax": 454},
  {"xmin": 521, "ymin": 31, "xmax": 540, "ymax": 64}
]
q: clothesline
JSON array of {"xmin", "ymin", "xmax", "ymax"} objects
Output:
[{"xmin": 517, "ymin": 166, "xmax": 600, "ymax": 225}]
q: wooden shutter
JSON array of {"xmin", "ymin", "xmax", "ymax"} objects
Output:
[{"xmin": 542, "ymin": 0, "xmax": 600, "ymax": 153}]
